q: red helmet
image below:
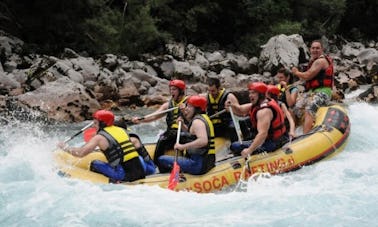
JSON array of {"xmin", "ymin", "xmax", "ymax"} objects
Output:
[
  {"xmin": 187, "ymin": 95, "xmax": 207, "ymax": 112},
  {"xmin": 248, "ymin": 82, "xmax": 268, "ymax": 94},
  {"xmin": 169, "ymin": 79, "xmax": 186, "ymax": 90},
  {"xmin": 267, "ymin": 85, "xmax": 281, "ymax": 96},
  {"xmin": 93, "ymin": 110, "xmax": 114, "ymax": 126}
]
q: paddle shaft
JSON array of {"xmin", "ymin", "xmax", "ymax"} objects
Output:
[
  {"xmin": 138, "ymin": 107, "xmax": 178, "ymax": 120},
  {"xmin": 174, "ymin": 121, "xmax": 182, "ymax": 161},
  {"xmin": 137, "ymin": 107, "xmax": 178, "ymax": 121},
  {"xmin": 168, "ymin": 121, "xmax": 182, "ymax": 190},
  {"xmin": 118, "ymin": 107, "xmax": 179, "ymax": 127},
  {"xmin": 64, "ymin": 122, "xmax": 94, "ymax": 143},
  {"xmin": 209, "ymin": 109, "xmax": 227, "ymax": 119},
  {"xmin": 229, "ymin": 106, "xmax": 243, "ymax": 143}
]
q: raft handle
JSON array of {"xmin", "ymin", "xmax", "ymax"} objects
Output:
[
  {"xmin": 231, "ymin": 161, "xmax": 242, "ymax": 169},
  {"xmin": 284, "ymin": 147, "xmax": 293, "ymax": 154}
]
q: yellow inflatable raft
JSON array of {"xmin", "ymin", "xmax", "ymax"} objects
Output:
[{"xmin": 54, "ymin": 104, "xmax": 350, "ymax": 193}]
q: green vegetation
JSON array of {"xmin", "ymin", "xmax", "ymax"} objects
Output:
[{"xmin": 0, "ymin": 0, "xmax": 376, "ymax": 58}]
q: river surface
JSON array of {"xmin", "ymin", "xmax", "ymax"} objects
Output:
[{"xmin": 0, "ymin": 89, "xmax": 377, "ymax": 226}]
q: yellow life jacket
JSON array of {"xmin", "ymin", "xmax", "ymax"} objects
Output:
[
  {"xmin": 166, "ymin": 96, "xmax": 188, "ymax": 129},
  {"xmin": 207, "ymin": 88, "xmax": 228, "ymax": 125},
  {"xmin": 99, "ymin": 126, "xmax": 139, "ymax": 167}
]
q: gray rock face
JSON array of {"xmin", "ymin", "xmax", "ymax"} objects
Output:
[
  {"xmin": 0, "ymin": 30, "xmax": 377, "ymax": 122},
  {"xmin": 17, "ymin": 77, "xmax": 100, "ymax": 122},
  {"xmin": 259, "ymin": 34, "xmax": 301, "ymax": 71}
]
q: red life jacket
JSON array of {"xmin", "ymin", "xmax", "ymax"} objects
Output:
[
  {"xmin": 305, "ymin": 55, "xmax": 334, "ymax": 91},
  {"xmin": 249, "ymin": 99, "xmax": 286, "ymax": 140}
]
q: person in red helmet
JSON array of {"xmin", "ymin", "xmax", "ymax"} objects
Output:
[
  {"xmin": 226, "ymin": 82, "xmax": 288, "ymax": 157},
  {"xmin": 131, "ymin": 79, "xmax": 188, "ymax": 173},
  {"xmin": 57, "ymin": 110, "xmax": 145, "ymax": 182},
  {"xmin": 266, "ymin": 85, "xmax": 296, "ymax": 140},
  {"xmin": 158, "ymin": 95, "xmax": 216, "ymax": 175}
]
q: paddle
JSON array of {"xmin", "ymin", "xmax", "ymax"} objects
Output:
[
  {"xmin": 209, "ymin": 109, "xmax": 227, "ymax": 119},
  {"xmin": 64, "ymin": 122, "xmax": 94, "ymax": 143},
  {"xmin": 136, "ymin": 107, "xmax": 178, "ymax": 121},
  {"xmin": 122, "ymin": 107, "xmax": 179, "ymax": 125},
  {"xmin": 83, "ymin": 127, "xmax": 97, "ymax": 142},
  {"xmin": 229, "ymin": 106, "xmax": 243, "ymax": 143},
  {"xmin": 234, "ymin": 155, "xmax": 251, "ymax": 192},
  {"xmin": 168, "ymin": 121, "xmax": 182, "ymax": 190},
  {"xmin": 229, "ymin": 106, "xmax": 251, "ymax": 191}
]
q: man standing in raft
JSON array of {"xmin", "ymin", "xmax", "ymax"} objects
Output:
[
  {"xmin": 58, "ymin": 110, "xmax": 145, "ymax": 183},
  {"xmin": 291, "ymin": 40, "xmax": 334, "ymax": 134},
  {"xmin": 226, "ymin": 82, "xmax": 288, "ymax": 157}
]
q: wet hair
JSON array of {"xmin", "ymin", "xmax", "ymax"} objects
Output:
[
  {"xmin": 267, "ymin": 93, "xmax": 279, "ymax": 101},
  {"xmin": 277, "ymin": 67, "xmax": 294, "ymax": 84},
  {"xmin": 207, "ymin": 77, "xmax": 221, "ymax": 88}
]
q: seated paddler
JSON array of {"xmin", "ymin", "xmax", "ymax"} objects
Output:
[
  {"xmin": 57, "ymin": 110, "xmax": 146, "ymax": 183},
  {"xmin": 226, "ymin": 82, "xmax": 289, "ymax": 157},
  {"xmin": 158, "ymin": 95, "xmax": 216, "ymax": 175}
]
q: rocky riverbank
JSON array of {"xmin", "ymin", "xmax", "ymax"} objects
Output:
[{"xmin": 1, "ymin": 30, "xmax": 377, "ymax": 123}]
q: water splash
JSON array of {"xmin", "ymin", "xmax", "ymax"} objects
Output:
[{"xmin": 1, "ymin": 101, "xmax": 378, "ymax": 226}]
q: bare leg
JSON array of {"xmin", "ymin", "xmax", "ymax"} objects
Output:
[{"xmin": 303, "ymin": 112, "xmax": 314, "ymax": 134}]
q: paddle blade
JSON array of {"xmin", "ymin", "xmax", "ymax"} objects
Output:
[
  {"xmin": 168, "ymin": 162, "xmax": 180, "ymax": 190},
  {"xmin": 83, "ymin": 127, "xmax": 97, "ymax": 142}
]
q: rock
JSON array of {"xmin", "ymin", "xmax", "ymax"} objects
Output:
[
  {"xmin": 100, "ymin": 54, "xmax": 118, "ymax": 71},
  {"xmin": 341, "ymin": 42, "xmax": 365, "ymax": 59},
  {"xmin": 0, "ymin": 72, "xmax": 21, "ymax": 90},
  {"xmin": 259, "ymin": 34, "xmax": 301, "ymax": 71},
  {"xmin": 2, "ymin": 29, "xmax": 378, "ymax": 121},
  {"xmin": 166, "ymin": 42, "xmax": 186, "ymax": 60},
  {"xmin": 118, "ymin": 81, "xmax": 140, "ymax": 106},
  {"xmin": 357, "ymin": 48, "xmax": 378, "ymax": 65},
  {"xmin": 205, "ymin": 51, "xmax": 224, "ymax": 63},
  {"xmin": 17, "ymin": 77, "xmax": 100, "ymax": 122},
  {"xmin": 69, "ymin": 56, "xmax": 99, "ymax": 82},
  {"xmin": 348, "ymin": 79, "xmax": 359, "ymax": 91},
  {"xmin": 130, "ymin": 69, "xmax": 159, "ymax": 86}
]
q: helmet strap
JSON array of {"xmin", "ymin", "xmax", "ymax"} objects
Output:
[{"xmin": 99, "ymin": 121, "xmax": 107, "ymax": 130}]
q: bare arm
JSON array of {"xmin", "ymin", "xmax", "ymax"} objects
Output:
[
  {"xmin": 241, "ymin": 108, "xmax": 272, "ymax": 157},
  {"xmin": 286, "ymin": 88, "xmax": 298, "ymax": 108},
  {"xmin": 59, "ymin": 135, "xmax": 109, "ymax": 158},
  {"xmin": 174, "ymin": 119, "xmax": 208, "ymax": 150},
  {"xmin": 281, "ymin": 103, "xmax": 296, "ymax": 138},
  {"xmin": 292, "ymin": 58, "xmax": 328, "ymax": 81},
  {"xmin": 225, "ymin": 100, "xmax": 251, "ymax": 117},
  {"xmin": 226, "ymin": 93, "xmax": 240, "ymax": 106}
]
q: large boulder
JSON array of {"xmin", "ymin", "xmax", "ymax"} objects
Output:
[
  {"xmin": 259, "ymin": 34, "xmax": 303, "ymax": 72},
  {"xmin": 17, "ymin": 77, "xmax": 100, "ymax": 122}
]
